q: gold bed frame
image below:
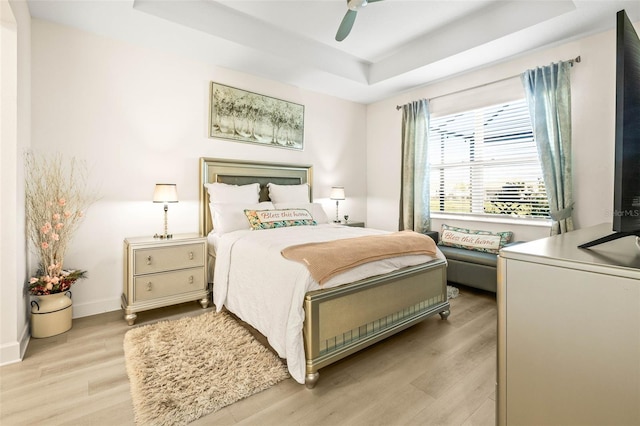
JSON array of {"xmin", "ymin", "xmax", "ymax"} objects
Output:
[{"xmin": 200, "ymin": 157, "xmax": 450, "ymax": 388}]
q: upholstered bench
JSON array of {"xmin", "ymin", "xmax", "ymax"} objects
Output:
[
  {"xmin": 426, "ymin": 226, "xmax": 517, "ymax": 293},
  {"xmin": 437, "ymin": 245, "xmax": 500, "ymax": 292}
]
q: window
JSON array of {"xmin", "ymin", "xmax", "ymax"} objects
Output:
[{"xmin": 428, "ymin": 99, "xmax": 549, "ymax": 219}]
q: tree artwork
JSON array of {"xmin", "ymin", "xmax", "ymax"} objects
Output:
[{"xmin": 209, "ymin": 82, "xmax": 304, "ymax": 150}]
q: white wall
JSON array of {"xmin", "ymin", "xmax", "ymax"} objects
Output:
[
  {"xmin": 17, "ymin": 9, "xmax": 635, "ymax": 347},
  {"xmin": 29, "ymin": 19, "xmax": 367, "ymax": 319},
  {"xmin": 1, "ymin": 0, "xmax": 30, "ymax": 365},
  {"xmin": 366, "ymin": 28, "xmax": 620, "ymax": 242}
]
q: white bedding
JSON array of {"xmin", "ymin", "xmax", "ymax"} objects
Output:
[{"xmin": 212, "ymin": 224, "xmax": 444, "ymax": 383}]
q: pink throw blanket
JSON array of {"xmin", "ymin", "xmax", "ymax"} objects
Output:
[{"xmin": 281, "ymin": 230, "xmax": 437, "ymax": 285}]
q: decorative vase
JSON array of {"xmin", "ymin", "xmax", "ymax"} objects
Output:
[{"xmin": 30, "ymin": 291, "xmax": 73, "ymax": 338}]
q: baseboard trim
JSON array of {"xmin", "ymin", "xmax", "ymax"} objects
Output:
[
  {"xmin": 72, "ymin": 297, "xmax": 121, "ymax": 319},
  {"xmin": 0, "ymin": 322, "xmax": 30, "ymax": 366}
]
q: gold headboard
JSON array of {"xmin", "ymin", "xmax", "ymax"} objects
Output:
[{"xmin": 199, "ymin": 158, "xmax": 313, "ymax": 235}]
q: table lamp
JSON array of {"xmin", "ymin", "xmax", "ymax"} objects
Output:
[
  {"xmin": 330, "ymin": 186, "xmax": 345, "ymax": 223},
  {"xmin": 153, "ymin": 183, "xmax": 178, "ymax": 239}
]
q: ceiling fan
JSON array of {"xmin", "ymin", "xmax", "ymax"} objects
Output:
[{"xmin": 335, "ymin": 0, "xmax": 384, "ymax": 42}]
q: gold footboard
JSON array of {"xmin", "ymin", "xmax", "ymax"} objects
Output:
[{"xmin": 302, "ymin": 259, "xmax": 449, "ymax": 388}]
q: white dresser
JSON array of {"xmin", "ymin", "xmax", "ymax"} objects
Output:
[
  {"xmin": 122, "ymin": 233, "xmax": 209, "ymax": 325},
  {"xmin": 497, "ymin": 223, "xmax": 640, "ymax": 425}
]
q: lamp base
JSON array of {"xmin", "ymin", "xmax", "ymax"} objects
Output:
[
  {"xmin": 153, "ymin": 233, "xmax": 173, "ymax": 239},
  {"xmin": 154, "ymin": 205, "xmax": 173, "ymax": 239}
]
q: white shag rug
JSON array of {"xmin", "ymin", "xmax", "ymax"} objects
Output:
[
  {"xmin": 123, "ymin": 310, "xmax": 289, "ymax": 426},
  {"xmin": 447, "ymin": 285, "xmax": 459, "ymax": 299}
]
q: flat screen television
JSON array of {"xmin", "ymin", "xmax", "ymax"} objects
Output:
[{"xmin": 579, "ymin": 9, "xmax": 640, "ymax": 249}]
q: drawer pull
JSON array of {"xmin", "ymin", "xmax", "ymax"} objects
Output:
[
  {"xmin": 146, "ymin": 282, "xmax": 152, "ymax": 291},
  {"xmin": 189, "ymin": 275, "xmax": 194, "ymax": 284},
  {"xmin": 146, "ymin": 256, "xmax": 152, "ymax": 265},
  {"xmin": 189, "ymin": 251, "xmax": 194, "ymax": 260}
]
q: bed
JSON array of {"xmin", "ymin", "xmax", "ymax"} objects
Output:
[{"xmin": 199, "ymin": 157, "xmax": 450, "ymax": 388}]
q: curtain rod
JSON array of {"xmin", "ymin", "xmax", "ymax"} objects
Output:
[{"xmin": 396, "ymin": 55, "xmax": 582, "ymax": 110}]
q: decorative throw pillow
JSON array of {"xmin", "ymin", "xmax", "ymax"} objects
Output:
[
  {"xmin": 273, "ymin": 202, "xmax": 330, "ymax": 224},
  {"xmin": 244, "ymin": 209, "xmax": 316, "ymax": 230},
  {"xmin": 204, "ymin": 182, "xmax": 260, "ymax": 204},
  {"xmin": 439, "ymin": 224, "xmax": 513, "ymax": 254},
  {"xmin": 267, "ymin": 183, "xmax": 310, "ymax": 203}
]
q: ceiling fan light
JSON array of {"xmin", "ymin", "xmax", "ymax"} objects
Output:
[{"xmin": 347, "ymin": 0, "xmax": 367, "ymax": 11}]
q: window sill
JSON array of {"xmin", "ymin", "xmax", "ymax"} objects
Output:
[{"xmin": 431, "ymin": 212, "xmax": 552, "ymax": 228}]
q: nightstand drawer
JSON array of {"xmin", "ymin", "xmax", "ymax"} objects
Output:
[
  {"xmin": 133, "ymin": 267, "xmax": 205, "ymax": 302},
  {"xmin": 134, "ymin": 243, "xmax": 205, "ymax": 275}
]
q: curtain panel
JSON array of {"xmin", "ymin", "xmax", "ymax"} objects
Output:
[
  {"xmin": 399, "ymin": 99, "xmax": 430, "ymax": 233},
  {"xmin": 522, "ymin": 61, "xmax": 574, "ymax": 235}
]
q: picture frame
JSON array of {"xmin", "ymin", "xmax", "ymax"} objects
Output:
[{"xmin": 209, "ymin": 82, "xmax": 305, "ymax": 150}]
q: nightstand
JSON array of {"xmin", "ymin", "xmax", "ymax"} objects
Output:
[
  {"xmin": 122, "ymin": 233, "xmax": 209, "ymax": 325},
  {"xmin": 342, "ymin": 221, "xmax": 365, "ymax": 228}
]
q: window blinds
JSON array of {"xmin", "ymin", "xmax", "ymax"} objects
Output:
[{"xmin": 428, "ymin": 99, "xmax": 550, "ymax": 218}]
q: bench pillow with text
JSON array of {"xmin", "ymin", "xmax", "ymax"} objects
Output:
[{"xmin": 439, "ymin": 224, "xmax": 512, "ymax": 254}]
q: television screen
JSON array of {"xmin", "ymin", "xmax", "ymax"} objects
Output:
[
  {"xmin": 614, "ymin": 9, "xmax": 640, "ymax": 233},
  {"xmin": 579, "ymin": 10, "xmax": 640, "ymax": 249}
]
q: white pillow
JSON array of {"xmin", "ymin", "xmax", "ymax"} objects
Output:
[
  {"xmin": 274, "ymin": 202, "xmax": 330, "ymax": 224},
  {"xmin": 267, "ymin": 183, "xmax": 310, "ymax": 203},
  {"xmin": 205, "ymin": 182, "xmax": 260, "ymax": 204},
  {"xmin": 210, "ymin": 202, "xmax": 274, "ymax": 235}
]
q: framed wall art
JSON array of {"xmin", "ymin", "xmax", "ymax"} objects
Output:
[{"xmin": 209, "ymin": 82, "xmax": 305, "ymax": 150}]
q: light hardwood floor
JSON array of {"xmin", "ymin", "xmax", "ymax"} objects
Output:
[{"xmin": 0, "ymin": 286, "xmax": 497, "ymax": 426}]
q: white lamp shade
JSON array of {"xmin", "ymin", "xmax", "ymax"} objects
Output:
[
  {"xmin": 330, "ymin": 186, "xmax": 345, "ymax": 200},
  {"xmin": 153, "ymin": 184, "xmax": 178, "ymax": 203}
]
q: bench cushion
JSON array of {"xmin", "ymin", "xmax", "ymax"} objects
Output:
[{"xmin": 438, "ymin": 245, "xmax": 498, "ymax": 267}]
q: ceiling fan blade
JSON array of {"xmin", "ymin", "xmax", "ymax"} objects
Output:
[{"xmin": 336, "ymin": 9, "xmax": 357, "ymax": 42}]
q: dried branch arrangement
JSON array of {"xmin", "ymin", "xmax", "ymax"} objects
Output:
[{"xmin": 25, "ymin": 152, "xmax": 96, "ymax": 295}]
